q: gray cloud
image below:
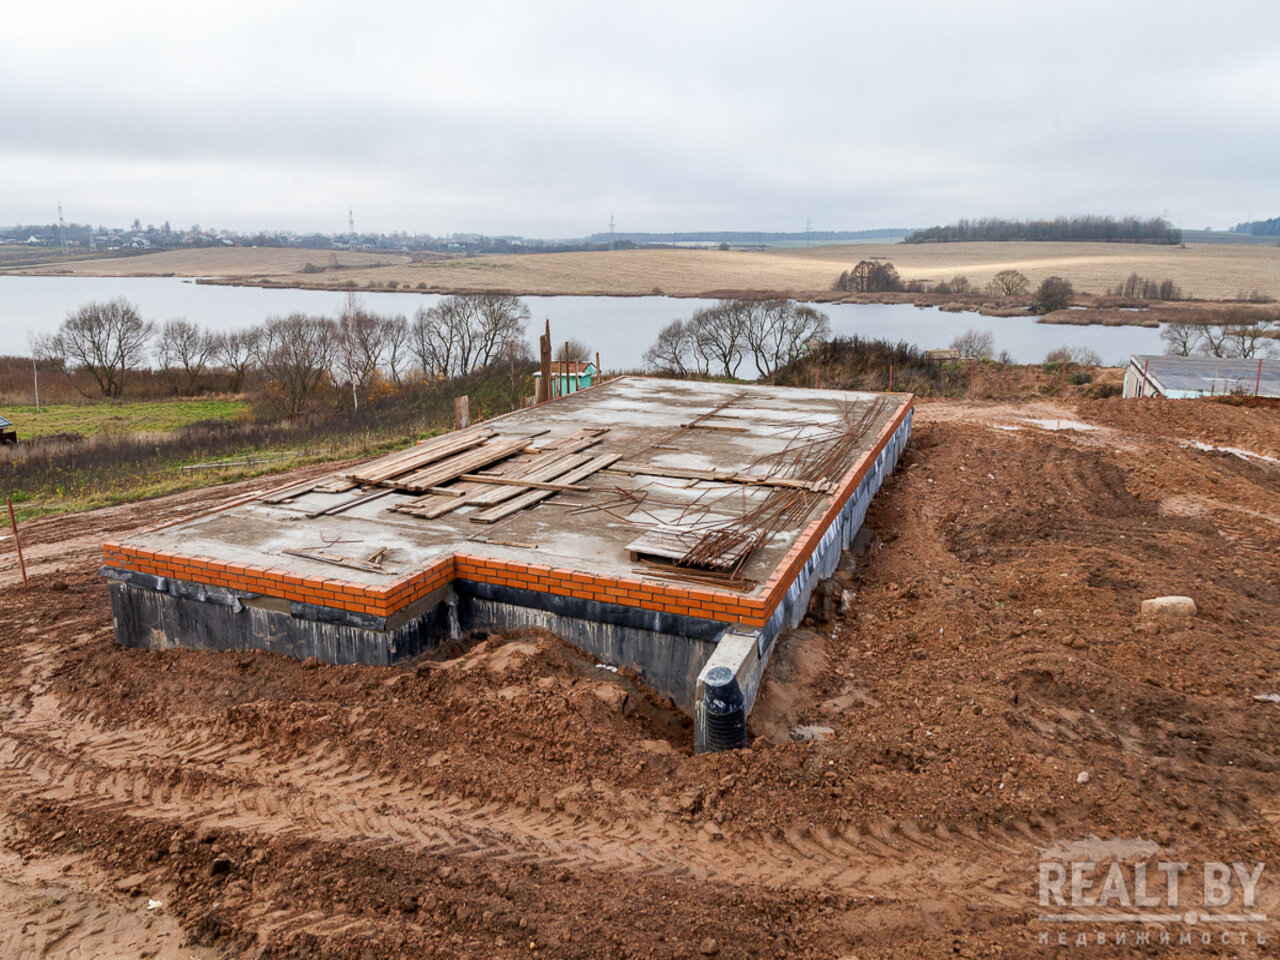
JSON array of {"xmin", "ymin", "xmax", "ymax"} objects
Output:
[{"xmin": 2, "ymin": 0, "xmax": 1279, "ymax": 235}]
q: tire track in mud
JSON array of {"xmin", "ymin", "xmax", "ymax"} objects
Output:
[{"xmin": 0, "ymin": 639, "xmax": 1035, "ymax": 907}]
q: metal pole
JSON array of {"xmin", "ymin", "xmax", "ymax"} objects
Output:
[
  {"xmin": 1060, "ymin": 358, "xmax": 1067, "ymax": 400},
  {"xmin": 6, "ymin": 498, "xmax": 27, "ymax": 587},
  {"xmin": 32, "ymin": 356, "xmax": 39, "ymax": 414},
  {"xmin": 1140, "ymin": 358, "xmax": 1149, "ymax": 398}
]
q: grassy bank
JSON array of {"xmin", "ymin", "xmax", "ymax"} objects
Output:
[
  {"xmin": 3, "ymin": 398, "xmax": 250, "ymax": 438},
  {"xmin": 0, "ymin": 366, "xmax": 531, "ymax": 524}
]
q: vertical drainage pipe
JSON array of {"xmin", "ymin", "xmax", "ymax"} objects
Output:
[{"xmin": 702, "ymin": 666, "xmax": 747, "ymax": 751}]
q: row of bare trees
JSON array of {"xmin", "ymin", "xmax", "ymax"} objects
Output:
[
  {"xmin": 643, "ymin": 299, "xmax": 830, "ymax": 378},
  {"xmin": 36, "ymin": 294, "xmax": 532, "ymax": 415},
  {"xmin": 1161, "ymin": 314, "xmax": 1278, "ymax": 359}
]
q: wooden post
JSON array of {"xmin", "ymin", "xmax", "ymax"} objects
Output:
[
  {"xmin": 1258, "ymin": 357, "xmax": 1265, "ymax": 397},
  {"xmin": 1140, "ymin": 358, "xmax": 1149, "ymax": 398},
  {"xmin": 508, "ymin": 341, "xmax": 516, "ymax": 411},
  {"xmin": 888, "ymin": 363, "xmax": 893, "ymax": 393},
  {"xmin": 564, "ymin": 341, "xmax": 570, "ymax": 396},
  {"xmin": 968, "ymin": 358, "xmax": 974, "ymax": 401},
  {"xmin": 595, "ymin": 351, "xmax": 600, "ymax": 384},
  {"xmin": 6, "ymin": 498, "xmax": 27, "ymax": 587},
  {"xmin": 1060, "ymin": 359, "xmax": 1067, "ymax": 399},
  {"xmin": 454, "ymin": 395, "xmax": 470, "ymax": 430},
  {"xmin": 537, "ymin": 319, "xmax": 552, "ymax": 403}
]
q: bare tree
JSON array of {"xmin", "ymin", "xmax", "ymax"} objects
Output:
[
  {"xmin": 253, "ymin": 313, "xmax": 335, "ymax": 417},
  {"xmin": 1161, "ymin": 322, "xmax": 1201, "ymax": 356},
  {"xmin": 214, "ymin": 327, "xmax": 260, "ymax": 393},
  {"xmin": 741, "ymin": 300, "xmax": 830, "ymax": 378},
  {"xmin": 472, "ymin": 294, "xmax": 530, "ymax": 368},
  {"xmin": 555, "ymin": 338, "xmax": 592, "ymax": 363},
  {"xmin": 409, "ymin": 294, "xmax": 529, "ymax": 378},
  {"xmin": 46, "ymin": 298, "xmax": 154, "ymax": 397},
  {"xmin": 382, "ymin": 314, "xmax": 411, "ymax": 384},
  {"xmin": 1222, "ymin": 318, "xmax": 1275, "ymax": 359},
  {"xmin": 155, "ymin": 319, "xmax": 217, "ymax": 394},
  {"xmin": 1197, "ymin": 323, "xmax": 1232, "ymax": 358},
  {"xmin": 643, "ymin": 318, "xmax": 695, "ymax": 376},
  {"xmin": 840, "ymin": 260, "xmax": 903, "ymax": 293},
  {"xmin": 690, "ymin": 302, "xmax": 746, "ymax": 377},
  {"xmin": 1045, "ymin": 345, "xmax": 1102, "ymax": 365},
  {"xmin": 950, "ymin": 328, "xmax": 995, "ymax": 359},
  {"xmin": 1034, "ymin": 276, "xmax": 1074, "ymax": 313},
  {"xmin": 987, "ymin": 270, "xmax": 1030, "ymax": 296},
  {"xmin": 411, "ymin": 303, "xmax": 459, "ymax": 378},
  {"xmin": 333, "ymin": 294, "xmax": 390, "ymax": 409}
]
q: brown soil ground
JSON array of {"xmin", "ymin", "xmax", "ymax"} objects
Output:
[
  {"xmin": 1, "ymin": 395, "xmax": 1279, "ymax": 958},
  {"xmin": 8, "ymin": 241, "xmax": 1280, "ymax": 301}
]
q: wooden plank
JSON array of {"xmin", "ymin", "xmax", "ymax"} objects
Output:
[
  {"xmin": 470, "ymin": 454, "xmax": 620, "ymax": 524},
  {"xmin": 684, "ymin": 421, "xmax": 749, "ymax": 432},
  {"xmin": 606, "ymin": 462, "xmax": 831, "ymax": 493},
  {"xmin": 461, "ymin": 453, "xmax": 591, "ymax": 507},
  {"xmin": 259, "ymin": 478, "xmax": 326, "ymax": 504},
  {"xmin": 391, "ymin": 436, "xmax": 533, "ymax": 492},
  {"xmin": 282, "ymin": 547, "xmax": 396, "ymax": 574},
  {"xmin": 347, "ymin": 429, "xmax": 491, "ymax": 481},
  {"xmin": 420, "ymin": 485, "xmax": 468, "ymax": 498},
  {"xmin": 304, "ymin": 487, "xmax": 398, "ymax": 519},
  {"xmin": 457, "ymin": 474, "xmax": 597, "ymax": 494},
  {"xmin": 345, "ymin": 429, "xmax": 495, "ymax": 484},
  {"xmin": 312, "ymin": 477, "xmax": 360, "ymax": 494},
  {"xmin": 626, "ymin": 528, "xmax": 756, "ymax": 570},
  {"xmin": 392, "ymin": 432, "xmax": 608, "ymax": 520}
]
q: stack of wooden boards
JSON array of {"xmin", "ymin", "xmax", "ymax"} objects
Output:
[
  {"xmin": 391, "ymin": 427, "xmax": 617, "ymax": 524},
  {"xmin": 260, "ymin": 426, "xmax": 618, "ymax": 526}
]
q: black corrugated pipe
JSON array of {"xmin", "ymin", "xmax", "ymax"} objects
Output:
[{"xmin": 702, "ymin": 666, "xmax": 747, "ymax": 751}]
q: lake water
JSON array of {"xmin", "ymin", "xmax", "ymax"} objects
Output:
[{"xmin": 0, "ymin": 276, "xmax": 1166, "ymax": 368}]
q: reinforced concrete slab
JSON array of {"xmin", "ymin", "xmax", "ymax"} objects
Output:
[{"xmin": 102, "ymin": 377, "xmax": 913, "ymax": 741}]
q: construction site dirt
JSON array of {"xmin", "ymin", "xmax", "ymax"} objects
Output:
[{"xmin": 2, "ymin": 394, "xmax": 1279, "ymax": 959}]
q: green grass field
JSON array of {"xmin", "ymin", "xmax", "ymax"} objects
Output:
[{"xmin": 3, "ymin": 398, "xmax": 249, "ymax": 439}]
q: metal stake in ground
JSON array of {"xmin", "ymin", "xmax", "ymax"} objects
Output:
[{"xmin": 6, "ymin": 497, "xmax": 27, "ymax": 586}]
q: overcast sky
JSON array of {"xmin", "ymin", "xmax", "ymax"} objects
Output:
[{"xmin": 4, "ymin": 1, "xmax": 1278, "ymax": 237}]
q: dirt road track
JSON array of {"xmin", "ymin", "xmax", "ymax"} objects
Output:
[{"xmin": 1, "ymin": 396, "xmax": 1279, "ymax": 958}]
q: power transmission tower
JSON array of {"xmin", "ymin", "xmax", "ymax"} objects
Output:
[
  {"xmin": 609, "ymin": 212, "xmax": 615, "ymax": 250},
  {"xmin": 805, "ymin": 217, "xmax": 811, "ymax": 248},
  {"xmin": 348, "ymin": 206, "xmax": 355, "ymax": 251},
  {"xmin": 58, "ymin": 201, "xmax": 68, "ymax": 255}
]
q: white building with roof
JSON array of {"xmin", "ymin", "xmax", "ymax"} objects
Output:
[{"xmin": 1124, "ymin": 354, "xmax": 1280, "ymax": 399}]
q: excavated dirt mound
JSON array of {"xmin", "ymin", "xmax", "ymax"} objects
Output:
[{"xmin": 1, "ymin": 395, "xmax": 1279, "ymax": 958}]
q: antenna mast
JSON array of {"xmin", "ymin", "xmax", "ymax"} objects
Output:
[
  {"xmin": 609, "ymin": 212, "xmax": 615, "ymax": 249},
  {"xmin": 348, "ymin": 206, "xmax": 355, "ymax": 251},
  {"xmin": 58, "ymin": 200, "xmax": 68, "ymax": 255}
]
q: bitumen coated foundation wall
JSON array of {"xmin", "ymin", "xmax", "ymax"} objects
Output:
[{"xmin": 102, "ymin": 566, "xmax": 730, "ymax": 710}]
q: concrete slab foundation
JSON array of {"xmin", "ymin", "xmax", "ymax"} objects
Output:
[{"xmin": 102, "ymin": 378, "xmax": 913, "ymax": 750}]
